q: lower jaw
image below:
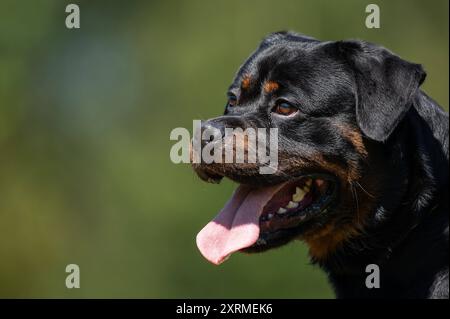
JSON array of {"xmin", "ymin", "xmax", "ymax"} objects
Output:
[
  {"xmin": 247, "ymin": 180, "xmax": 337, "ymax": 251},
  {"xmin": 244, "ymin": 211, "xmax": 334, "ymax": 253},
  {"xmin": 242, "ymin": 228, "xmax": 305, "ymax": 253}
]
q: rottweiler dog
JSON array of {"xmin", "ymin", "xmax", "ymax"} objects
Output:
[{"xmin": 192, "ymin": 32, "xmax": 449, "ymax": 299}]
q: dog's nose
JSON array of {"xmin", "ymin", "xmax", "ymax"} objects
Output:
[{"xmin": 200, "ymin": 121, "xmax": 225, "ymax": 149}]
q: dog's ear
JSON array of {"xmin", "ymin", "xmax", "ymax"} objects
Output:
[{"xmin": 335, "ymin": 40, "xmax": 426, "ymax": 141}]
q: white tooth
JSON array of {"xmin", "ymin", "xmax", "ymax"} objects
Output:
[
  {"xmin": 207, "ymin": 177, "xmax": 220, "ymax": 184},
  {"xmin": 256, "ymin": 238, "xmax": 266, "ymax": 245},
  {"xmin": 277, "ymin": 208, "xmax": 287, "ymax": 214},
  {"xmin": 267, "ymin": 213, "xmax": 274, "ymax": 219},
  {"xmin": 286, "ymin": 201, "xmax": 298, "ymax": 209},
  {"xmin": 292, "ymin": 187, "xmax": 305, "ymax": 202}
]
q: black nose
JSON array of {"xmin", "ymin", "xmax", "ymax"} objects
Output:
[{"xmin": 200, "ymin": 120, "xmax": 226, "ymax": 149}]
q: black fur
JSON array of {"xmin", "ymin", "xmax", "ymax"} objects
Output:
[{"xmin": 194, "ymin": 32, "xmax": 449, "ymax": 299}]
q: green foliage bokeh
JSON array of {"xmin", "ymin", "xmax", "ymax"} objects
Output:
[{"xmin": 0, "ymin": 0, "xmax": 447, "ymax": 298}]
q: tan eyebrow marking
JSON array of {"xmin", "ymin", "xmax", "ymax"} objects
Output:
[
  {"xmin": 241, "ymin": 75, "xmax": 251, "ymax": 90},
  {"xmin": 263, "ymin": 81, "xmax": 279, "ymax": 93}
]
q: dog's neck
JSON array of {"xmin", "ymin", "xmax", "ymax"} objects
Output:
[{"xmin": 321, "ymin": 92, "xmax": 449, "ymax": 298}]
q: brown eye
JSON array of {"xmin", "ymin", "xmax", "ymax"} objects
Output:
[
  {"xmin": 227, "ymin": 94, "xmax": 237, "ymax": 107},
  {"xmin": 273, "ymin": 101, "xmax": 297, "ymax": 116}
]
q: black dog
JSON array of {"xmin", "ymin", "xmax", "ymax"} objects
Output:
[{"xmin": 193, "ymin": 32, "xmax": 448, "ymax": 299}]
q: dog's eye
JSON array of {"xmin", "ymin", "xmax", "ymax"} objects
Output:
[
  {"xmin": 227, "ymin": 94, "xmax": 238, "ymax": 107},
  {"xmin": 273, "ymin": 101, "xmax": 297, "ymax": 116}
]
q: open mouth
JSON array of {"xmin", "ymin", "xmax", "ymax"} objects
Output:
[
  {"xmin": 196, "ymin": 173, "xmax": 337, "ymax": 265},
  {"xmin": 254, "ymin": 175, "xmax": 336, "ymax": 247}
]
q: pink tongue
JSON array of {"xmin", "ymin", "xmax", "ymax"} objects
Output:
[{"xmin": 196, "ymin": 183, "xmax": 286, "ymax": 265}]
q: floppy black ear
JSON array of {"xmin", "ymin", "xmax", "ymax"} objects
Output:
[{"xmin": 336, "ymin": 40, "xmax": 426, "ymax": 141}]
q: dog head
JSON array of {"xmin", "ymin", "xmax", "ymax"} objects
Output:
[{"xmin": 193, "ymin": 32, "xmax": 426, "ymax": 265}]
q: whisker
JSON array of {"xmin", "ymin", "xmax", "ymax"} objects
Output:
[
  {"xmin": 350, "ymin": 182, "xmax": 360, "ymax": 225},
  {"xmin": 355, "ymin": 181, "xmax": 375, "ymax": 198}
]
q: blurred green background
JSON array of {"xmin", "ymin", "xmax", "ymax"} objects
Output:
[{"xmin": 0, "ymin": 0, "xmax": 447, "ymax": 298}]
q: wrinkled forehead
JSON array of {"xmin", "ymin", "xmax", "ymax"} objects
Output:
[
  {"xmin": 230, "ymin": 41, "xmax": 316, "ymax": 88},
  {"xmin": 229, "ymin": 39, "xmax": 344, "ymax": 95}
]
